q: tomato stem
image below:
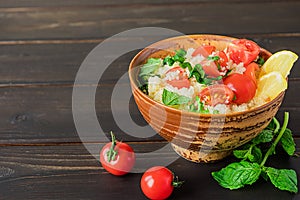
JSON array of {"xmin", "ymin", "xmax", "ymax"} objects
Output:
[
  {"xmin": 106, "ymin": 131, "xmax": 118, "ymax": 162},
  {"xmin": 172, "ymin": 175, "xmax": 184, "ymax": 188}
]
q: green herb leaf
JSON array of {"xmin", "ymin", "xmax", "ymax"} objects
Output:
[
  {"xmin": 232, "ymin": 94, "xmax": 237, "ymax": 101},
  {"xmin": 280, "ymin": 128, "xmax": 296, "ymax": 156},
  {"xmin": 257, "ymin": 57, "xmax": 265, "ymax": 66},
  {"xmin": 249, "ymin": 145, "xmax": 262, "ymax": 163},
  {"xmin": 163, "ymin": 49, "xmax": 186, "ymax": 66},
  {"xmin": 207, "ymin": 55, "xmax": 220, "ymax": 61},
  {"xmin": 139, "ymin": 58, "xmax": 162, "ymax": 77},
  {"xmin": 163, "ymin": 56, "xmax": 175, "ymax": 66},
  {"xmin": 203, "ymin": 76, "xmax": 222, "ymax": 85},
  {"xmin": 261, "ymin": 170, "xmax": 269, "ymax": 181},
  {"xmin": 265, "ymin": 167, "xmax": 298, "ymax": 193},
  {"xmin": 175, "ymin": 49, "xmax": 187, "ymax": 57},
  {"xmin": 233, "ymin": 149, "xmax": 249, "ymax": 159},
  {"xmin": 224, "ymin": 69, "xmax": 233, "ymax": 77},
  {"xmin": 189, "ymin": 96, "xmax": 209, "ymax": 113},
  {"xmin": 189, "ymin": 64, "xmax": 205, "ymax": 78},
  {"xmin": 162, "ymin": 89, "xmax": 191, "ymax": 106},
  {"xmin": 233, "ymin": 145, "xmax": 262, "ymax": 163},
  {"xmin": 173, "ymin": 49, "xmax": 186, "ymax": 63},
  {"xmin": 252, "ymin": 129, "xmax": 274, "ymax": 145},
  {"xmin": 213, "ymin": 112, "xmax": 298, "ymax": 193},
  {"xmin": 212, "ymin": 161, "xmax": 261, "ymax": 190},
  {"xmin": 189, "ymin": 63, "xmax": 222, "ymax": 85},
  {"xmin": 139, "ymin": 84, "xmax": 148, "ymax": 95},
  {"xmin": 180, "ymin": 62, "xmax": 193, "ymax": 71}
]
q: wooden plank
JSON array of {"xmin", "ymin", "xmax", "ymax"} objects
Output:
[
  {"xmin": 0, "ymin": 82, "xmax": 299, "ymax": 144},
  {"xmin": 0, "ymin": 140, "xmax": 299, "ymax": 199},
  {"xmin": 0, "ymin": 0, "xmax": 296, "ymax": 8},
  {"xmin": 0, "ymin": 85, "xmax": 163, "ymax": 144},
  {"xmin": 0, "ymin": 2, "xmax": 299, "ymax": 40},
  {"xmin": 0, "ymin": 36, "xmax": 299, "ymax": 84}
]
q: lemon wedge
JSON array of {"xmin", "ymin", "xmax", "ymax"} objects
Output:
[
  {"xmin": 256, "ymin": 71, "xmax": 287, "ymax": 101},
  {"xmin": 260, "ymin": 50, "xmax": 298, "ymax": 78}
]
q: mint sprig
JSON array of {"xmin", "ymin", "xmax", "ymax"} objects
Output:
[{"xmin": 212, "ymin": 112, "xmax": 298, "ymax": 193}]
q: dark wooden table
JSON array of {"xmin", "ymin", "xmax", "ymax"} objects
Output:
[{"xmin": 0, "ymin": 1, "xmax": 299, "ymax": 199}]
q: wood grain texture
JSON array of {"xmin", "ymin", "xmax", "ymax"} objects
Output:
[
  {"xmin": 0, "ymin": 80, "xmax": 299, "ymax": 144},
  {"xmin": 0, "ymin": 35, "xmax": 299, "ymax": 85},
  {"xmin": 1, "ymin": 0, "xmax": 297, "ymax": 8},
  {"xmin": 0, "ymin": 140, "xmax": 299, "ymax": 199},
  {"xmin": 0, "ymin": 2, "xmax": 299, "ymax": 40}
]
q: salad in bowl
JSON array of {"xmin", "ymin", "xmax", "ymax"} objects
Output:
[{"xmin": 129, "ymin": 34, "xmax": 297, "ymax": 162}]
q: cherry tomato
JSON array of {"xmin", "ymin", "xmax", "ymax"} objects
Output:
[
  {"xmin": 227, "ymin": 39, "xmax": 260, "ymax": 66},
  {"xmin": 166, "ymin": 66, "xmax": 190, "ymax": 89},
  {"xmin": 100, "ymin": 132, "xmax": 135, "ymax": 176},
  {"xmin": 192, "ymin": 45, "xmax": 216, "ymax": 57},
  {"xmin": 217, "ymin": 51, "xmax": 228, "ymax": 67},
  {"xmin": 199, "ymin": 84, "xmax": 234, "ymax": 106},
  {"xmin": 244, "ymin": 62, "xmax": 259, "ymax": 84},
  {"xmin": 140, "ymin": 166, "xmax": 183, "ymax": 200},
  {"xmin": 223, "ymin": 73, "xmax": 257, "ymax": 104}
]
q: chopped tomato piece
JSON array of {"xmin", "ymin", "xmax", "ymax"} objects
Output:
[
  {"xmin": 217, "ymin": 51, "xmax": 228, "ymax": 67},
  {"xmin": 192, "ymin": 45, "xmax": 216, "ymax": 57},
  {"xmin": 244, "ymin": 62, "xmax": 259, "ymax": 84},
  {"xmin": 201, "ymin": 61, "xmax": 221, "ymax": 77},
  {"xmin": 199, "ymin": 84, "xmax": 234, "ymax": 106},
  {"xmin": 166, "ymin": 66, "xmax": 190, "ymax": 89},
  {"xmin": 227, "ymin": 39, "xmax": 260, "ymax": 66}
]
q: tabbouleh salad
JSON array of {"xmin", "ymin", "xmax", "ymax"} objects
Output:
[{"xmin": 138, "ymin": 39, "xmax": 267, "ymax": 114}]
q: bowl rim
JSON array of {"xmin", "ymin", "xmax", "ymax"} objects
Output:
[{"xmin": 128, "ymin": 34, "xmax": 284, "ymax": 118}]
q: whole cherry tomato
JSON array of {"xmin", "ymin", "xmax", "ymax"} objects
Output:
[
  {"xmin": 227, "ymin": 39, "xmax": 260, "ymax": 66},
  {"xmin": 140, "ymin": 166, "xmax": 183, "ymax": 200},
  {"xmin": 223, "ymin": 73, "xmax": 257, "ymax": 104},
  {"xmin": 199, "ymin": 84, "xmax": 234, "ymax": 106},
  {"xmin": 100, "ymin": 132, "xmax": 135, "ymax": 176},
  {"xmin": 166, "ymin": 66, "xmax": 190, "ymax": 89}
]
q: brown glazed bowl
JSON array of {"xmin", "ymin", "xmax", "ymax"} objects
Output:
[{"xmin": 128, "ymin": 35, "xmax": 284, "ymax": 163}]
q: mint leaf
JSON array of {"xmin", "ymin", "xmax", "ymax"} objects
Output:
[
  {"xmin": 280, "ymin": 128, "xmax": 296, "ymax": 156},
  {"xmin": 265, "ymin": 167, "xmax": 298, "ymax": 193},
  {"xmin": 139, "ymin": 58, "xmax": 162, "ymax": 77},
  {"xmin": 162, "ymin": 89, "xmax": 191, "ymax": 106},
  {"xmin": 249, "ymin": 146, "xmax": 262, "ymax": 163},
  {"xmin": 233, "ymin": 145, "xmax": 262, "ymax": 163},
  {"xmin": 252, "ymin": 129, "xmax": 274, "ymax": 145},
  {"xmin": 212, "ymin": 161, "xmax": 261, "ymax": 190},
  {"xmin": 233, "ymin": 149, "xmax": 249, "ymax": 159}
]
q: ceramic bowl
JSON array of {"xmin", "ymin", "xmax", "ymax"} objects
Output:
[{"xmin": 128, "ymin": 35, "xmax": 284, "ymax": 163}]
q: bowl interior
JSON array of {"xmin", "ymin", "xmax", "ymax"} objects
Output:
[{"xmin": 129, "ymin": 34, "xmax": 274, "ymax": 117}]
